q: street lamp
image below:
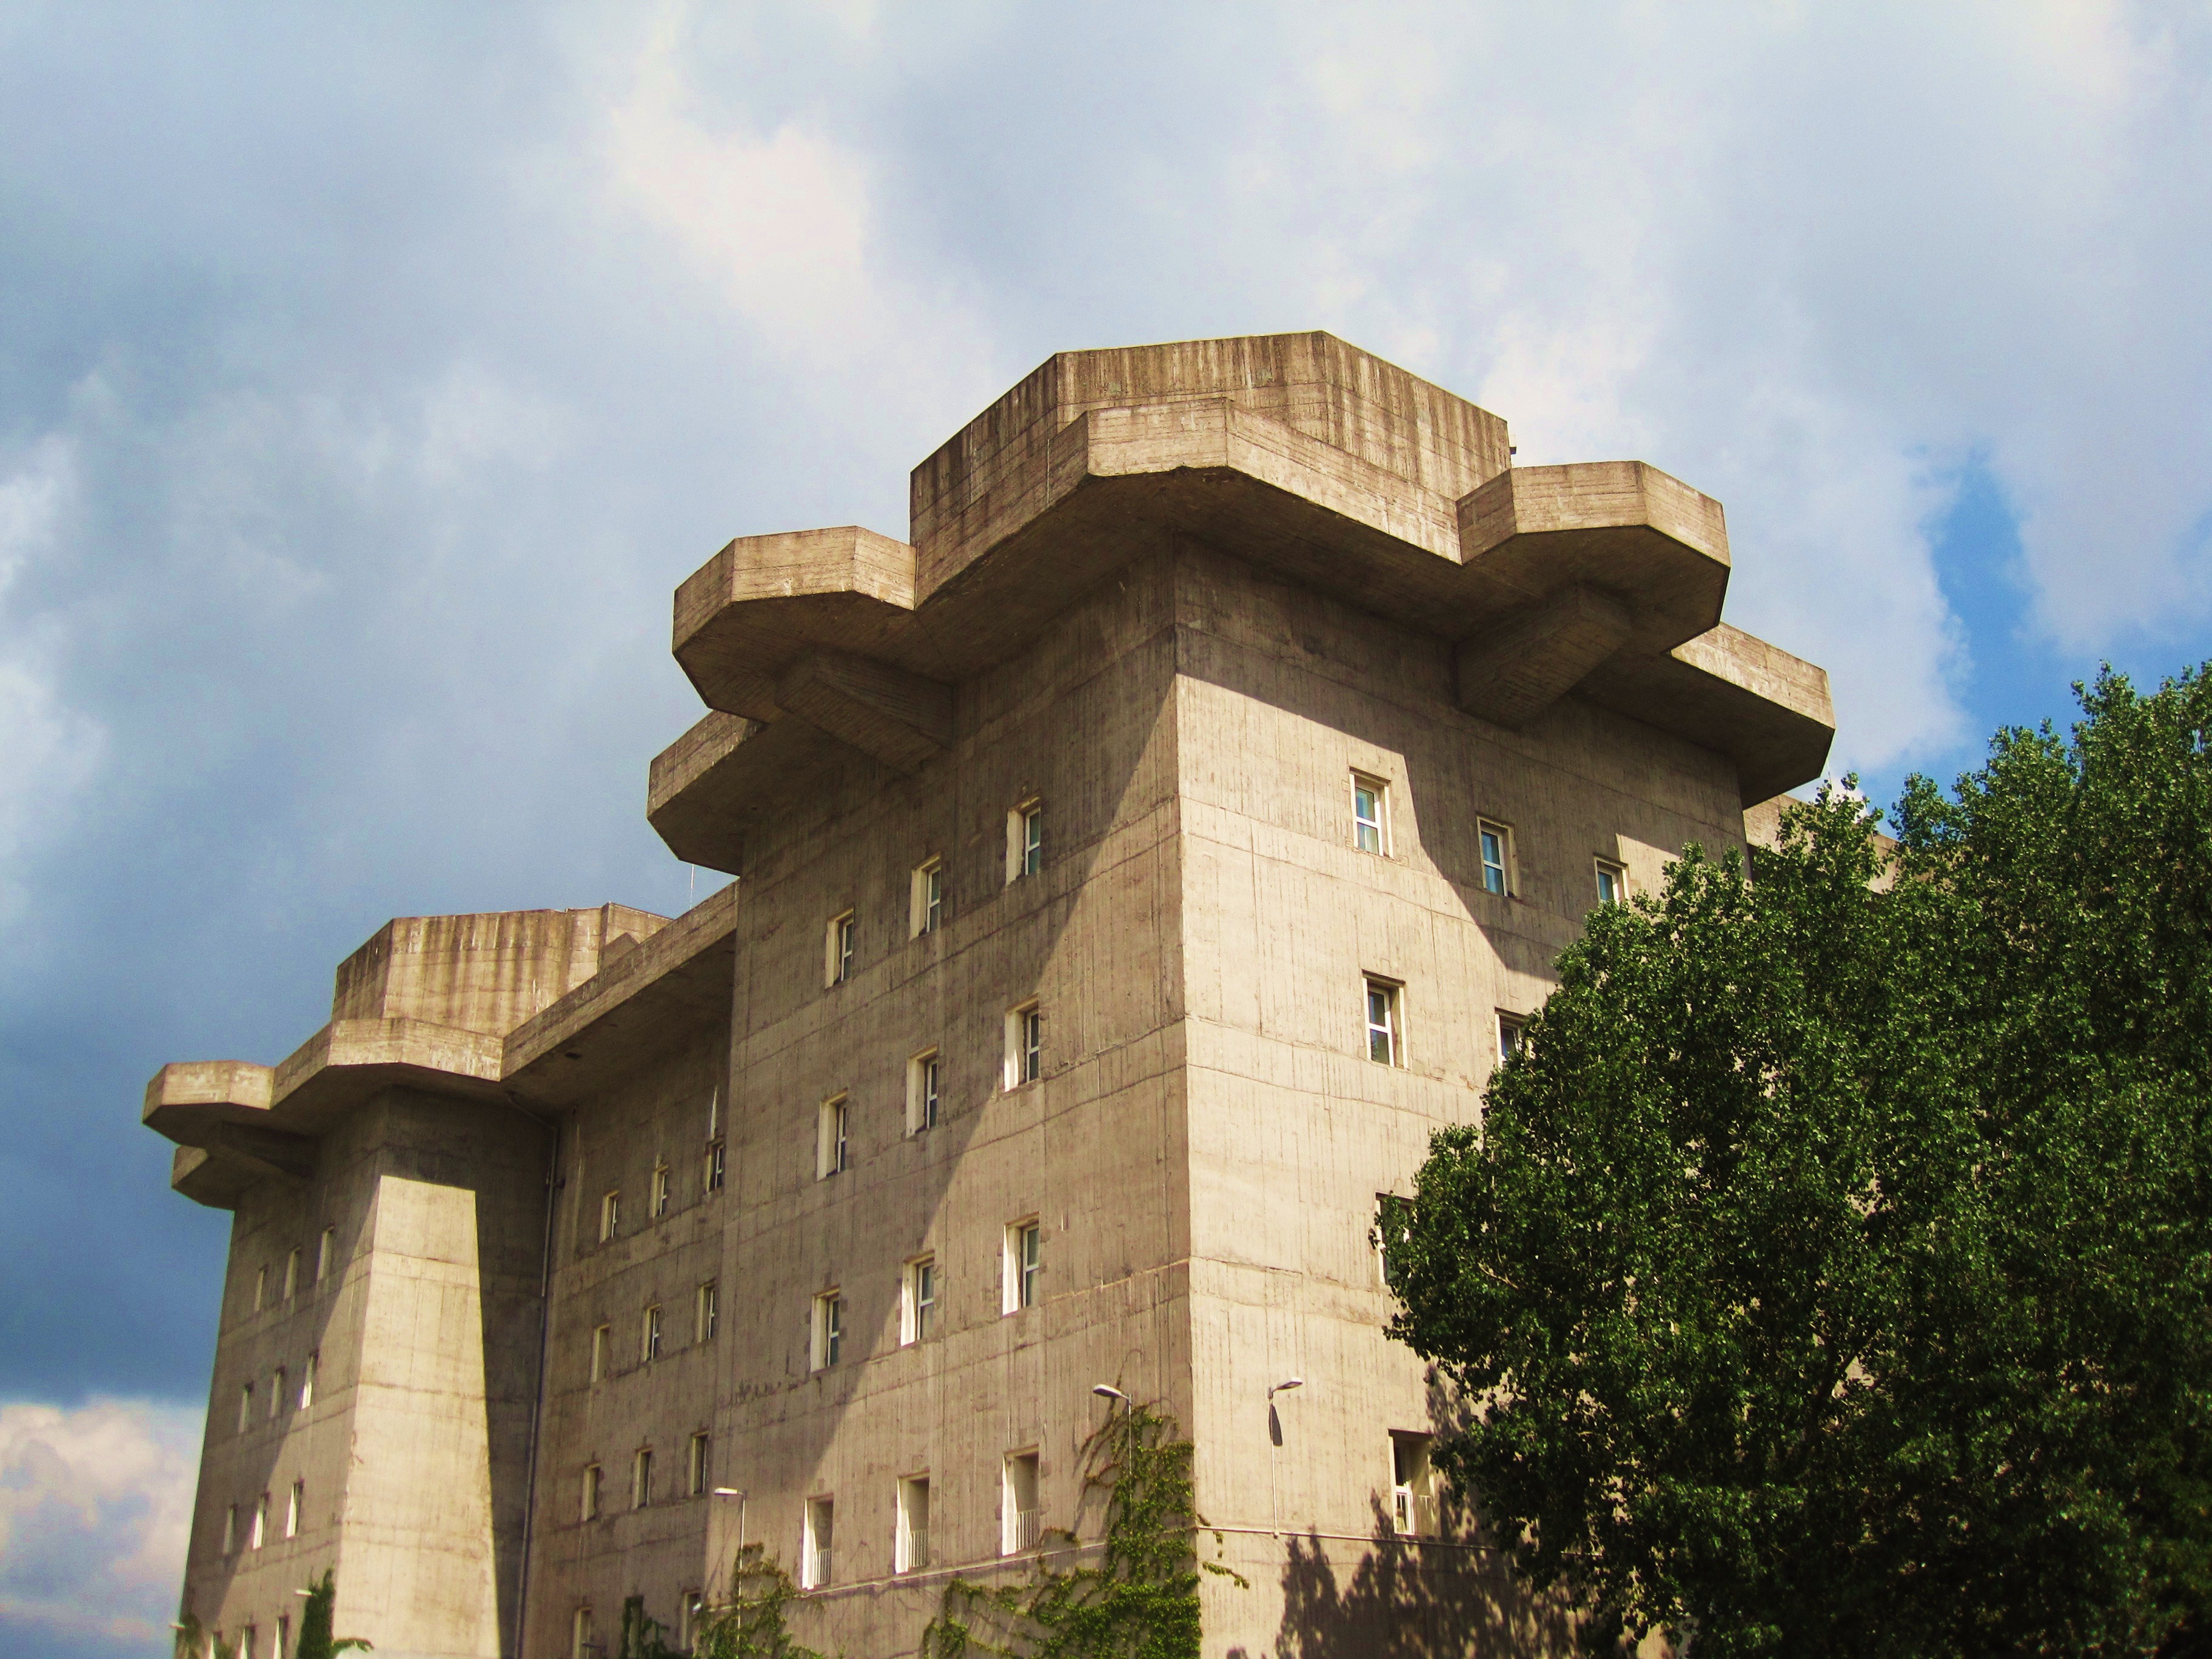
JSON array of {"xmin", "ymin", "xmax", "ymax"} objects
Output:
[
  {"xmin": 1267, "ymin": 1377, "xmax": 1304, "ymax": 1401},
  {"xmin": 712, "ymin": 1487, "xmax": 748, "ymax": 1554},
  {"xmin": 1267, "ymin": 1378, "xmax": 1305, "ymax": 1537},
  {"xmin": 1092, "ymin": 1384, "xmax": 1128, "ymax": 1405}
]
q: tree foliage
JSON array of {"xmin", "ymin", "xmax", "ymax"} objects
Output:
[
  {"xmin": 690, "ymin": 1546, "xmax": 830, "ymax": 1659},
  {"xmin": 1383, "ymin": 667, "xmax": 2212, "ymax": 1657}
]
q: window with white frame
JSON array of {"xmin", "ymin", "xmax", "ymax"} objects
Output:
[
  {"xmin": 223, "ymin": 1503, "xmax": 238, "ymax": 1553},
  {"xmin": 688, "ymin": 1431, "xmax": 711, "ymax": 1497},
  {"xmin": 633, "ymin": 1446, "xmax": 654, "ymax": 1509},
  {"xmin": 642, "ymin": 1304, "xmax": 663, "ymax": 1364},
  {"xmin": 1003, "ymin": 1451, "xmax": 1041, "ymax": 1554},
  {"xmin": 704, "ymin": 1137, "xmax": 726, "ymax": 1194},
  {"xmin": 581, "ymin": 1463, "xmax": 602, "ymax": 1521},
  {"xmin": 238, "ymin": 1381, "xmax": 253, "ymax": 1435},
  {"xmin": 1005, "ymin": 1002, "xmax": 1042, "ymax": 1088},
  {"xmin": 1477, "ymin": 818, "xmax": 1514, "ymax": 896},
  {"xmin": 1003, "ymin": 1219, "xmax": 1041, "ymax": 1313},
  {"xmin": 572, "ymin": 1607, "xmax": 594, "ymax": 1659},
  {"xmin": 811, "ymin": 1290, "xmax": 843, "ymax": 1370},
  {"xmin": 270, "ymin": 1368, "xmax": 285, "ymax": 1418},
  {"xmin": 590, "ymin": 1324, "xmax": 611, "ymax": 1383},
  {"xmin": 300, "ymin": 1351, "xmax": 317, "ymax": 1410},
  {"xmin": 897, "ymin": 1475, "xmax": 931, "ymax": 1573},
  {"xmin": 1595, "ymin": 858, "xmax": 1626, "ymax": 907},
  {"xmin": 283, "ymin": 1247, "xmax": 301, "ymax": 1302},
  {"xmin": 250, "ymin": 1492, "xmax": 269, "ymax": 1549},
  {"xmin": 241, "ymin": 1626, "xmax": 258, "ymax": 1659},
  {"xmin": 316, "ymin": 1225, "xmax": 335, "ymax": 1284},
  {"xmin": 598, "ymin": 1190, "xmax": 620, "ymax": 1244},
  {"xmin": 907, "ymin": 1048, "xmax": 941, "ymax": 1133},
  {"xmin": 825, "ymin": 910, "xmax": 856, "ymax": 987},
  {"xmin": 1352, "ymin": 773, "xmax": 1389, "ymax": 854},
  {"xmin": 1390, "ymin": 1432, "xmax": 1437, "ymax": 1535},
  {"xmin": 1365, "ymin": 978, "xmax": 1404, "ymax": 1067},
  {"xmin": 253, "ymin": 1265, "xmax": 267, "ymax": 1312},
  {"xmin": 1007, "ymin": 801, "xmax": 1044, "ymax": 883},
  {"xmin": 651, "ymin": 1163, "xmax": 671, "ymax": 1218},
  {"xmin": 286, "ymin": 1480, "xmax": 302, "ymax": 1540},
  {"xmin": 803, "ymin": 1496, "xmax": 834, "ymax": 1589},
  {"xmin": 911, "ymin": 857, "xmax": 945, "ymax": 937},
  {"xmin": 1496, "ymin": 1012, "xmax": 1526, "ymax": 1062},
  {"xmin": 681, "ymin": 1592, "xmax": 704, "ymax": 1651},
  {"xmin": 695, "ymin": 1280, "xmax": 719, "ymax": 1344},
  {"xmin": 902, "ymin": 1255, "xmax": 937, "ymax": 1344},
  {"xmin": 817, "ymin": 1094, "xmax": 849, "ymax": 1178}
]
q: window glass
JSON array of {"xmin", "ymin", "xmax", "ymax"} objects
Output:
[
  {"xmin": 1478, "ymin": 823, "xmax": 1509, "ymax": 895},
  {"xmin": 1596, "ymin": 860, "xmax": 1624, "ymax": 905},
  {"xmin": 1366, "ymin": 980, "xmax": 1401, "ymax": 1066},
  {"xmin": 1019, "ymin": 1222, "xmax": 1041, "ymax": 1308},
  {"xmin": 1022, "ymin": 806, "xmax": 1044, "ymax": 875},
  {"xmin": 1353, "ymin": 776, "xmax": 1385, "ymax": 854}
]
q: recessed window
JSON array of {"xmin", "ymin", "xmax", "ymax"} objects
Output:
[
  {"xmin": 316, "ymin": 1226, "xmax": 335, "ymax": 1284},
  {"xmin": 1496, "ymin": 1012, "xmax": 1526, "ymax": 1062},
  {"xmin": 1007, "ymin": 801, "xmax": 1044, "ymax": 884},
  {"xmin": 1477, "ymin": 819, "xmax": 1513, "ymax": 896},
  {"xmin": 911, "ymin": 857, "xmax": 945, "ymax": 937},
  {"xmin": 238, "ymin": 1381, "xmax": 254, "ymax": 1435},
  {"xmin": 825, "ymin": 910, "xmax": 856, "ymax": 987},
  {"xmin": 897, "ymin": 1475, "xmax": 931, "ymax": 1574},
  {"xmin": 581, "ymin": 1464, "xmax": 602, "ymax": 1522},
  {"xmin": 688, "ymin": 1431, "xmax": 711, "ymax": 1498},
  {"xmin": 642, "ymin": 1304, "xmax": 663, "ymax": 1364},
  {"xmin": 803, "ymin": 1496, "xmax": 834, "ymax": 1589},
  {"xmin": 300, "ymin": 1352, "xmax": 317, "ymax": 1411},
  {"xmin": 253, "ymin": 1265, "xmax": 267, "ymax": 1312},
  {"xmin": 633, "ymin": 1446, "xmax": 654, "ymax": 1509},
  {"xmin": 270, "ymin": 1368, "xmax": 285, "ymax": 1419},
  {"xmin": 1375, "ymin": 1193, "xmax": 1410, "ymax": 1286},
  {"xmin": 1003, "ymin": 1451, "xmax": 1041, "ymax": 1555},
  {"xmin": 812, "ymin": 1290, "xmax": 843, "ymax": 1370},
  {"xmin": 590, "ymin": 1324, "xmax": 611, "ymax": 1384},
  {"xmin": 1366, "ymin": 979, "xmax": 1404, "ymax": 1067},
  {"xmin": 704, "ymin": 1138, "xmax": 726, "ymax": 1194},
  {"xmin": 907, "ymin": 1048, "xmax": 942, "ymax": 1134},
  {"xmin": 651, "ymin": 1164, "xmax": 671, "ymax": 1218},
  {"xmin": 598, "ymin": 1190, "xmax": 620, "ymax": 1244},
  {"xmin": 1005, "ymin": 1002, "xmax": 1042, "ymax": 1089},
  {"xmin": 817, "ymin": 1094, "xmax": 850, "ymax": 1179},
  {"xmin": 1004, "ymin": 1219, "xmax": 1041, "ymax": 1314},
  {"xmin": 286, "ymin": 1480, "xmax": 302, "ymax": 1540},
  {"xmin": 283, "ymin": 1247, "xmax": 301, "ymax": 1302},
  {"xmin": 902, "ymin": 1255, "xmax": 937, "ymax": 1345},
  {"xmin": 1595, "ymin": 859, "xmax": 1626, "ymax": 906},
  {"xmin": 223, "ymin": 1503, "xmax": 238, "ymax": 1553},
  {"xmin": 681, "ymin": 1592, "xmax": 704, "ymax": 1651},
  {"xmin": 1390, "ymin": 1432, "xmax": 1436, "ymax": 1535},
  {"xmin": 695, "ymin": 1280, "xmax": 719, "ymax": 1344},
  {"xmin": 1352, "ymin": 773, "xmax": 1389, "ymax": 855},
  {"xmin": 572, "ymin": 1607, "xmax": 594, "ymax": 1659},
  {"xmin": 250, "ymin": 1492, "xmax": 269, "ymax": 1550}
]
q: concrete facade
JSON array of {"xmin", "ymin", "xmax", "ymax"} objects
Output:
[{"xmin": 147, "ymin": 332, "xmax": 1836, "ymax": 1658}]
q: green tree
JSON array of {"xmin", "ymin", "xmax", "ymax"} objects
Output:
[
  {"xmin": 692, "ymin": 1546, "xmax": 830, "ymax": 1659},
  {"xmin": 295, "ymin": 1569, "xmax": 372, "ymax": 1657},
  {"xmin": 1382, "ymin": 667, "xmax": 2212, "ymax": 1657}
]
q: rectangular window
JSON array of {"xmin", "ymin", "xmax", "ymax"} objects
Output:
[
  {"xmin": 242, "ymin": 1627, "xmax": 258, "ymax": 1659},
  {"xmin": 598, "ymin": 1190, "xmax": 620, "ymax": 1243},
  {"xmin": 681, "ymin": 1594, "xmax": 703, "ymax": 1652},
  {"xmin": 803, "ymin": 1497, "xmax": 834, "ymax": 1589},
  {"xmin": 642, "ymin": 1304, "xmax": 663, "ymax": 1364},
  {"xmin": 300, "ymin": 1352, "xmax": 317, "ymax": 1411},
  {"xmin": 223, "ymin": 1503, "xmax": 238, "ymax": 1553},
  {"xmin": 688, "ymin": 1431, "xmax": 711, "ymax": 1498},
  {"xmin": 1595, "ymin": 859, "xmax": 1626, "ymax": 906},
  {"xmin": 911, "ymin": 857, "xmax": 945, "ymax": 937},
  {"xmin": 817, "ymin": 1094, "xmax": 849, "ymax": 1178},
  {"xmin": 705, "ymin": 1138, "xmax": 726, "ymax": 1194},
  {"xmin": 581, "ymin": 1463, "xmax": 602, "ymax": 1521},
  {"xmin": 572, "ymin": 1607, "xmax": 594, "ymax": 1659},
  {"xmin": 316, "ymin": 1226, "xmax": 335, "ymax": 1284},
  {"xmin": 1004, "ymin": 1219, "xmax": 1041, "ymax": 1313},
  {"xmin": 1005, "ymin": 1002, "xmax": 1042, "ymax": 1089},
  {"xmin": 1375, "ymin": 1193, "xmax": 1410, "ymax": 1287},
  {"xmin": 270, "ymin": 1368, "xmax": 285, "ymax": 1418},
  {"xmin": 812, "ymin": 1290, "xmax": 842, "ymax": 1370},
  {"xmin": 1390, "ymin": 1432, "xmax": 1437, "ymax": 1535},
  {"xmin": 1007, "ymin": 801, "xmax": 1044, "ymax": 884},
  {"xmin": 278, "ymin": 1616, "xmax": 290, "ymax": 1659},
  {"xmin": 897, "ymin": 1475, "xmax": 931, "ymax": 1574},
  {"xmin": 1497, "ymin": 1012, "xmax": 1526, "ymax": 1062},
  {"xmin": 826, "ymin": 910, "xmax": 856, "ymax": 987},
  {"xmin": 283, "ymin": 1247, "xmax": 301, "ymax": 1302},
  {"xmin": 695, "ymin": 1280, "xmax": 719, "ymax": 1344},
  {"xmin": 250, "ymin": 1492, "xmax": 269, "ymax": 1550},
  {"xmin": 286, "ymin": 1480, "xmax": 302, "ymax": 1540},
  {"xmin": 907, "ymin": 1048, "xmax": 941, "ymax": 1134},
  {"xmin": 591, "ymin": 1324, "xmax": 611, "ymax": 1384},
  {"xmin": 238, "ymin": 1381, "xmax": 254, "ymax": 1435},
  {"xmin": 253, "ymin": 1266, "xmax": 267, "ymax": 1312},
  {"xmin": 1352, "ymin": 773, "xmax": 1388, "ymax": 854},
  {"xmin": 651, "ymin": 1164, "xmax": 671, "ymax": 1218},
  {"xmin": 1003, "ymin": 1451, "xmax": 1041, "ymax": 1555},
  {"xmin": 1478, "ymin": 819, "xmax": 1513, "ymax": 896},
  {"xmin": 903, "ymin": 1256, "xmax": 937, "ymax": 1345},
  {"xmin": 1366, "ymin": 978, "xmax": 1403, "ymax": 1067},
  {"xmin": 633, "ymin": 1447, "xmax": 654, "ymax": 1509}
]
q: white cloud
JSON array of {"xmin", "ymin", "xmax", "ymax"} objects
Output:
[{"xmin": 0, "ymin": 1398, "xmax": 201, "ymax": 1648}]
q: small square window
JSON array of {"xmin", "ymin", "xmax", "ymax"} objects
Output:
[
  {"xmin": 1497, "ymin": 1012, "xmax": 1526, "ymax": 1062},
  {"xmin": 633, "ymin": 1446, "xmax": 654, "ymax": 1509},
  {"xmin": 695, "ymin": 1280, "xmax": 719, "ymax": 1344},
  {"xmin": 1477, "ymin": 819, "xmax": 1513, "ymax": 896},
  {"xmin": 803, "ymin": 1496, "xmax": 834, "ymax": 1589},
  {"xmin": 1002, "ymin": 1451, "xmax": 1041, "ymax": 1555},
  {"xmin": 912, "ymin": 858, "xmax": 945, "ymax": 937},
  {"xmin": 1366, "ymin": 979, "xmax": 1404, "ymax": 1067},
  {"xmin": 812, "ymin": 1291, "xmax": 843, "ymax": 1370},
  {"xmin": 598, "ymin": 1190, "xmax": 620, "ymax": 1244},
  {"xmin": 907, "ymin": 1048, "xmax": 942, "ymax": 1134},
  {"xmin": 642, "ymin": 1304, "xmax": 663, "ymax": 1364},
  {"xmin": 1352, "ymin": 773, "xmax": 1389, "ymax": 855},
  {"xmin": 817, "ymin": 1095, "xmax": 850, "ymax": 1179},
  {"xmin": 590, "ymin": 1324, "xmax": 611, "ymax": 1384},
  {"xmin": 1004, "ymin": 1219, "xmax": 1041, "ymax": 1313},
  {"xmin": 704, "ymin": 1138, "xmax": 726, "ymax": 1194},
  {"xmin": 903, "ymin": 1255, "xmax": 937, "ymax": 1344},
  {"xmin": 825, "ymin": 910, "xmax": 856, "ymax": 987},
  {"xmin": 581, "ymin": 1464, "xmax": 602, "ymax": 1521},
  {"xmin": 688, "ymin": 1431, "xmax": 711, "ymax": 1498},
  {"xmin": 1007, "ymin": 802, "xmax": 1044, "ymax": 884},
  {"xmin": 1005, "ymin": 1003, "xmax": 1042, "ymax": 1089},
  {"xmin": 1595, "ymin": 859, "xmax": 1626, "ymax": 907},
  {"xmin": 651, "ymin": 1164, "xmax": 671, "ymax": 1218}
]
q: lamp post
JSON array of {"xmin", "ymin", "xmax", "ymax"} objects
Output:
[
  {"xmin": 712, "ymin": 1486, "xmax": 748, "ymax": 1555},
  {"xmin": 1092, "ymin": 1384, "xmax": 1128, "ymax": 1406},
  {"xmin": 1267, "ymin": 1377, "xmax": 1304, "ymax": 1537}
]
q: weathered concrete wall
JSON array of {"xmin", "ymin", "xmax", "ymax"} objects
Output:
[{"xmin": 333, "ymin": 907, "xmax": 665, "ymax": 1037}]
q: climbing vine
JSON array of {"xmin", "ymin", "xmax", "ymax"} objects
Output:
[
  {"xmin": 689, "ymin": 1544, "xmax": 831, "ymax": 1659},
  {"xmin": 173, "ymin": 1570, "xmax": 368, "ymax": 1659},
  {"xmin": 920, "ymin": 1399, "xmax": 1242, "ymax": 1659}
]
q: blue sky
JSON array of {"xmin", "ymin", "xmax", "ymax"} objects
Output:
[{"xmin": 2, "ymin": 4, "xmax": 2209, "ymax": 1651}]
